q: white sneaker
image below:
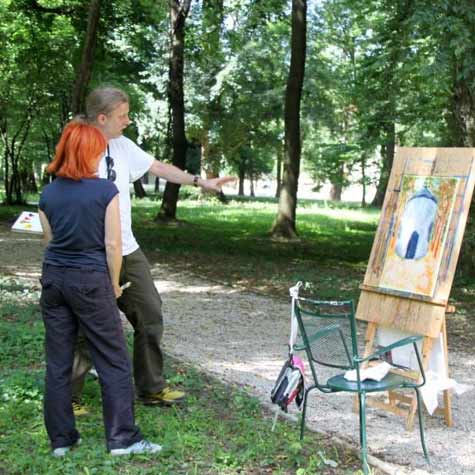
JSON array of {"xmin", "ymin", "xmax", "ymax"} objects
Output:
[
  {"xmin": 88, "ymin": 368, "xmax": 99, "ymax": 379},
  {"xmin": 110, "ymin": 439, "xmax": 162, "ymax": 456},
  {"xmin": 52, "ymin": 438, "xmax": 81, "ymax": 457}
]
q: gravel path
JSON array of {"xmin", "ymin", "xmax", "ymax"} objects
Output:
[{"xmin": 1, "ymin": 225, "xmax": 474, "ymax": 475}]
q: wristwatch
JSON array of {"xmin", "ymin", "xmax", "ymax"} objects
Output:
[{"xmin": 193, "ymin": 175, "xmax": 200, "ymax": 187}]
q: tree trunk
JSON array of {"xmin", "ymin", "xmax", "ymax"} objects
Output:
[
  {"xmin": 238, "ymin": 165, "xmax": 245, "ymax": 196},
  {"xmin": 361, "ymin": 153, "xmax": 367, "ymax": 207},
  {"xmin": 330, "ymin": 183, "xmax": 342, "ymax": 201},
  {"xmin": 42, "ymin": 168, "xmax": 52, "ymax": 186},
  {"xmin": 157, "ymin": 0, "xmax": 192, "ymax": 221},
  {"xmin": 5, "ymin": 150, "xmax": 24, "ymax": 205},
  {"xmin": 133, "ymin": 180, "xmax": 147, "ymax": 199},
  {"xmin": 371, "ymin": 121, "xmax": 395, "ymax": 207},
  {"xmin": 448, "ymin": 59, "xmax": 475, "ymax": 147},
  {"xmin": 70, "ymin": 0, "xmax": 101, "ymax": 115},
  {"xmin": 201, "ymin": 134, "xmax": 219, "ymax": 179},
  {"xmin": 275, "ymin": 141, "xmax": 283, "ymax": 198},
  {"xmin": 201, "ymin": 0, "xmax": 224, "ymax": 179},
  {"xmin": 20, "ymin": 166, "xmax": 37, "ymax": 194},
  {"xmin": 1, "ymin": 115, "xmax": 31, "ymax": 205},
  {"xmin": 448, "ymin": 55, "xmax": 475, "ymax": 275},
  {"xmin": 367, "ymin": 1, "xmax": 414, "ymax": 208},
  {"xmin": 201, "ymin": 135, "xmax": 211, "ymax": 177},
  {"xmin": 330, "ymin": 163, "xmax": 344, "ymax": 201},
  {"xmin": 271, "ymin": 0, "xmax": 307, "ymax": 239}
]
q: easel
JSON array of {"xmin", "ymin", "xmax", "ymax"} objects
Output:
[
  {"xmin": 357, "ymin": 289, "xmax": 452, "ymax": 429},
  {"xmin": 355, "ymin": 147, "xmax": 475, "ymax": 430}
]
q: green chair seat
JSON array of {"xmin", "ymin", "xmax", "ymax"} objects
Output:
[{"xmin": 327, "ymin": 372, "xmax": 411, "ymax": 393}]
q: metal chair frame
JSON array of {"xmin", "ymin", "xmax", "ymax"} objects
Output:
[{"xmin": 293, "ymin": 295, "xmax": 430, "ymax": 474}]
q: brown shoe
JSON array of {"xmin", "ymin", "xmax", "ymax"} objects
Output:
[
  {"xmin": 138, "ymin": 387, "xmax": 185, "ymax": 406},
  {"xmin": 72, "ymin": 401, "xmax": 89, "ymax": 416}
]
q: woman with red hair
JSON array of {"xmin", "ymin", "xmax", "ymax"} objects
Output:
[
  {"xmin": 38, "ymin": 121, "xmax": 160, "ymax": 457},
  {"xmin": 46, "ymin": 119, "xmax": 108, "ymax": 180}
]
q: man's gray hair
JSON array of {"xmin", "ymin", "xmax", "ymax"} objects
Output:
[{"xmin": 85, "ymin": 86, "xmax": 129, "ymax": 122}]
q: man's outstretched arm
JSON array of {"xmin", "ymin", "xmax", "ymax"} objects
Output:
[{"xmin": 149, "ymin": 160, "xmax": 235, "ymax": 193}]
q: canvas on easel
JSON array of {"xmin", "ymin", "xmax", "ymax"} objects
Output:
[{"xmin": 356, "ymin": 147, "xmax": 475, "ymax": 429}]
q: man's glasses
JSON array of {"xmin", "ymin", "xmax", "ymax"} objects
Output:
[{"xmin": 105, "ymin": 146, "xmax": 116, "ymax": 182}]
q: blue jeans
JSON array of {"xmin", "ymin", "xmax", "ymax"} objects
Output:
[{"xmin": 40, "ymin": 264, "xmax": 142, "ymax": 450}]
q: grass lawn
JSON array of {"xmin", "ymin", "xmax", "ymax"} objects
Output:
[
  {"xmin": 131, "ymin": 195, "xmax": 380, "ymax": 300},
  {"xmin": 0, "ymin": 278, "xmax": 364, "ymax": 475}
]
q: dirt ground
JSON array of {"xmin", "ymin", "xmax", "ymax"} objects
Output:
[{"xmin": 1, "ymin": 224, "xmax": 474, "ymax": 475}]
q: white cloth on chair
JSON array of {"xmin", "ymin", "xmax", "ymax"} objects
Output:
[{"xmin": 344, "ymin": 361, "xmax": 392, "ymax": 382}]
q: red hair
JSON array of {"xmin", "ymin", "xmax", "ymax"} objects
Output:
[{"xmin": 47, "ymin": 121, "xmax": 106, "ymax": 180}]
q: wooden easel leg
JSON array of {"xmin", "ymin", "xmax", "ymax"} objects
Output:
[
  {"xmin": 443, "ymin": 389, "xmax": 453, "ymax": 427},
  {"xmin": 363, "ymin": 323, "xmax": 377, "ymax": 359},
  {"xmin": 406, "ymin": 337, "xmax": 433, "ymax": 430},
  {"xmin": 433, "ymin": 320, "xmax": 453, "ymax": 426},
  {"xmin": 441, "ymin": 319, "xmax": 453, "ymax": 427},
  {"xmin": 353, "ymin": 323, "xmax": 377, "ymax": 413},
  {"xmin": 388, "ymin": 390, "xmax": 397, "ymax": 408}
]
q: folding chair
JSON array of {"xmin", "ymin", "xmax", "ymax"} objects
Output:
[{"xmin": 291, "ymin": 287, "xmax": 429, "ymax": 474}]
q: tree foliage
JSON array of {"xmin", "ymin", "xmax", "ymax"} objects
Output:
[{"xmin": 2, "ymin": 0, "xmax": 475, "ymax": 269}]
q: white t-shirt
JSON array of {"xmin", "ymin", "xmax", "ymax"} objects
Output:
[{"xmin": 98, "ymin": 136, "xmax": 153, "ymax": 256}]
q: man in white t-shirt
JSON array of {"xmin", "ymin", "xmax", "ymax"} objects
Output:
[{"xmin": 71, "ymin": 87, "xmax": 233, "ymax": 408}]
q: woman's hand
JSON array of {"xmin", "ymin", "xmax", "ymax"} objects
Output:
[{"xmin": 113, "ymin": 283, "xmax": 123, "ymax": 299}]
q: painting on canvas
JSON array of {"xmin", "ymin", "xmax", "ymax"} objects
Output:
[{"xmin": 379, "ymin": 175, "xmax": 459, "ymax": 297}]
